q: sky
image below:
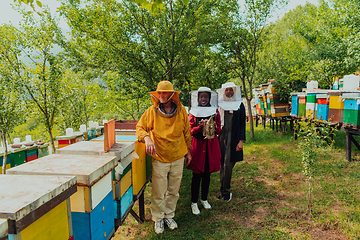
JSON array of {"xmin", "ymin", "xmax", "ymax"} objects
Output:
[{"xmin": 0, "ymin": 0, "xmax": 320, "ymax": 28}]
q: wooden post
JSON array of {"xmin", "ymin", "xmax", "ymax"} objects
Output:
[
  {"xmin": 346, "ymin": 131, "xmax": 352, "ymax": 162},
  {"xmin": 294, "ymin": 119, "xmax": 298, "ymax": 140},
  {"xmin": 263, "ymin": 116, "xmax": 266, "ymax": 129},
  {"xmin": 104, "ymin": 119, "xmax": 116, "ymax": 153},
  {"xmin": 139, "ymin": 191, "xmax": 145, "ymax": 222},
  {"xmin": 282, "ymin": 119, "xmax": 286, "ymax": 134}
]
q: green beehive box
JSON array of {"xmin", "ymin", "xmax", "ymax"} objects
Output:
[
  {"xmin": 306, "ymin": 94, "xmax": 317, "ymax": 103},
  {"xmin": 343, "ymin": 109, "xmax": 360, "ymax": 125},
  {"xmin": 9, "ymin": 147, "xmax": 26, "ymax": 167},
  {"xmin": 298, "ymin": 103, "xmax": 306, "ymax": 117},
  {"xmin": 37, "ymin": 143, "xmax": 49, "ymax": 158}
]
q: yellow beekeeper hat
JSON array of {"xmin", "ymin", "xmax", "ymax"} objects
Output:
[{"xmin": 150, "ymin": 81, "xmax": 181, "ymax": 105}]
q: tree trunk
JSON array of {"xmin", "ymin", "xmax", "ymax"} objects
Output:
[
  {"xmin": 1, "ymin": 134, "xmax": 8, "ymax": 174},
  {"xmin": 48, "ymin": 127, "xmax": 56, "ymax": 154},
  {"xmin": 246, "ymin": 98, "xmax": 254, "ymax": 138},
  {"xmin": 185, "ymin": 76, "xmax": 191, "ymax": 110},
  {"xmin": 7, "ymin": 133, "xmax": 12, "ymax": 144}
]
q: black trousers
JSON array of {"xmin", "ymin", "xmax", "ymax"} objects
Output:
[{"xmin": 191, "ymin": 150, "xmax": 211, "ymax": 203}]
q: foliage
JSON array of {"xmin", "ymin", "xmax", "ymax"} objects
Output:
[
  {"xmin": 59, "ymin": 0, "xmax": 233, "ymax": 109},
  {"xmin": 255, "ymin": 5, "xmax": 311, "ymax": 91},
  {"xmin": 134, "ymin": 0, "xmax": 189, "ymax": 12},
  {"xmin": 256, "ymin": 0, "xmax": 360, "ymax": 93},
  {"xmin": 291, "ymin": 0, "xmax": 360, "ymax": 86},
  {"xmin": 220, "ymin": 0, "xmax": 286, "ymax": 138},
  {"xmin": 1, "ymin": 8, "xmax": 66, "ymax": 152},
  {"xmin": 296, "ymin": 119, "xmax": 334, "ymax": 218},
  {"xmin": 14, "ymin": 0, "xmax": 42, "ymax": 11},
  {"xmin": 273, "ymin": 80, "xmax": 291, "ymax": 102},
  {"xmin": 0, "ymin": 24, "xmax": 27, "ymax": 173},
  {"xmin": 58, "ymin": 70, "xmax": 110, "ymax": 132},
  {"xmin": 10, "ymin": 117, "xmax": 61, "ymax": 144}
]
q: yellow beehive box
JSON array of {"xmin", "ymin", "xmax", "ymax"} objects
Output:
[
  {"xmin": 329, "ymin": 96, "xmax": 344, "ymax": 109},
  {"xmin": 132, "ymin": 141, "xmax": 146, "ymax": 196},
  {"xmin": 0, "ymin": 175, "xmax": 77, "ymax": 240}
]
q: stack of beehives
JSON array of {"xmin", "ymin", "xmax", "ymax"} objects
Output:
[{"xmin": 266, "ymin": 79, "xmax": 290, "ymax": 118}]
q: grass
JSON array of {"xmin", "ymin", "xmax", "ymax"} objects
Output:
[{"xmin": 112, "ymin": 121, "xmax": 360, "ymax": 240}]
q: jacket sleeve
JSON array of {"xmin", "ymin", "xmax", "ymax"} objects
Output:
[
  {"xmin": 189, "ymin": 114, "xmax": 202, "ymax": 136},
  {"xmin": 215, "ymin": 110, "xmax": 222, "ymax": 135},
  {"xmin": 239, "ymin": 102, "xmax": 246, "ymax": 142},
  {"xmin": 183, "ymin": 107, "xmax": 192, "ymax": 149},
  {"xmin": 136, "ymin": 108, "xmax": 152, "ymax": 142}
]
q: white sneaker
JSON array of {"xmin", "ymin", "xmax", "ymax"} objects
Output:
[
  {"xmin": 164, "ymin": 218, "xmax": 178, "ymax": 230},
  {"xmin": 191, "ymin": 203, "xmax": 200, "ymax": 215},
  {"xmin": 200, "ymin": 199, "xmax": 212, "ymax": 209},
  {"xmin": 154, "ymin": 219, "xmax": 164, "ymax": 234}
]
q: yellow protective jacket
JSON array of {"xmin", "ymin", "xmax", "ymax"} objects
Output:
[{"xmin": 136, "ymin": 97, "xmax": 191, "ymax": 163}]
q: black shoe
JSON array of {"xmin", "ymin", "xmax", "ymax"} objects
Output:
[
  {"xmin": 223, "ymin": 192, "xmax": 232, "ymax": 202},
  {"xmin": 217, "ymin": 193, "xmax": 223, "ymax": 199}
]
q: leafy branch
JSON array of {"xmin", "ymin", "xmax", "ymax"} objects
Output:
[{"xmin": 296, "ymin": 119, "xmax": 334, "ymax": 220}]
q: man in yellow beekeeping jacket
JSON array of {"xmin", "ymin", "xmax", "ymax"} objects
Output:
[{"xmin": 136, "ymin": 80, "xmax": 192, "ymax": 234}]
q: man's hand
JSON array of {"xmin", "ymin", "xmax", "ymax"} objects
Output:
[
  {"xmin": 184, "ymin": 149, "xmax": 192, "ymax": 166},
  {"xmin": 236, "ymin": 141, "xmax": 243, "ymax": 151},
  {"xmin": 144, "ymin": 136, "xmax": 156, "ymax": 156}
]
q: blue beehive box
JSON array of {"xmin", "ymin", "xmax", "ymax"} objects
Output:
[
  {"xmin": 316, "ymin": 104, "xmax": 329, "ymax": 121},
  {"xmin": 290, "ymin": 93, "xmax": 299, "ymax": 117}
]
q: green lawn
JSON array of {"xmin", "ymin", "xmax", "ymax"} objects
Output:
[{"xmin": 112, "ymin": 122, "xmax": 360, "ymax": 239}]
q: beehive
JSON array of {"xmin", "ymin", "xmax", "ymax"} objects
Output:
[
  {"xmin": 7, "ymin": 154, "xmax": 118, "ymax": 240},
  {"xmin": 56, "ymin": 140, "xmax": 136, "ymax": 228},
  {"xmin": 0, "ymin": 175, "xmax": 77, "ymax": 240},
  {"xmin": 342, "ymin": 92, "xmax": 360, "ymax": 128},
  {"xmin": 37, "ymin": 143, "xmax": 50, "ymax": 158},
  {"xmin": 328, "ymin": 91, "xmax": 344, "ymax": 123},
  {"xmin": 290, "ymin": 92, "xmax": 299, "ymax": 117}
]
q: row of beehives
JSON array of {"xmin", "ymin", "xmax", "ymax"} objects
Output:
[
  {"xmin": 0, "ymin": 130, "xmax": 151, "ymax": 240},
  {"xmin": 0, "ymin": 121, "xmax": 105, "ymax": 174},
  {"xmin": 290, "ymin": 90, "xmax": 360, "ymax": 129},
  {"xmin": 0, "ymin": 142, "xmax": 49, "ymax": 174},
  {"xmin": 56, "ymin": 123, "xmax": 105, "ymax": 149},
  {"xmin": 253, "ymin": 79, "xmax": 290, "ymax": 118}
]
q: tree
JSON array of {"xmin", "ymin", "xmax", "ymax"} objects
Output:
[
  {"xmin": 0, "ymin": 25, "xmax": 25, "ymax": 174},
  {"xmin": 292, "ymin": 0, "xmax": 360, "ymax": 87},
  {"xmin": 255, "ymin": 5, "xmax": 311, "ymax": 92},
  {"xmin": 1, "ymin": 9, "xmax": 65, "ymax": 153},
  {"xmin": 59, "ymin": 0, "xmax": 233, "ymax": 110},
  {"xmin": 220, "ymin": 0, "xmax": 286, "ymax": 138}
]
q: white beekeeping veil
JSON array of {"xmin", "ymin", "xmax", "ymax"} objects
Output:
[
  {"xmin": 216, "ymin": 82, "xmax": 242, "ymax": 110},
  {"xmin": 189, "ymin": 87, "xmax": 218, "ymax": 118}
]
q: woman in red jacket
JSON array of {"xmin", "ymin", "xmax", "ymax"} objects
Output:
[{"xmin": 187, "ymin": 87, "xmax": 221, "ymax": 215}]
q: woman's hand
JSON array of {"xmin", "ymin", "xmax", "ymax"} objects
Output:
[
  {"xmin": 144, "ymin": 136, "xmax": 156, "ymax": 156},
  {"xmin": 236, "ymin": 141, "xmax": 243, "ymax": 151},
  {"xmin": 198, "ymin": 119, "xmax": 205, "ymax": 128}
]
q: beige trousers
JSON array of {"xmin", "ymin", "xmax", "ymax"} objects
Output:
[{"xmin": 151, "ymin": 157, "xmax": 184, "ymax": 222}]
